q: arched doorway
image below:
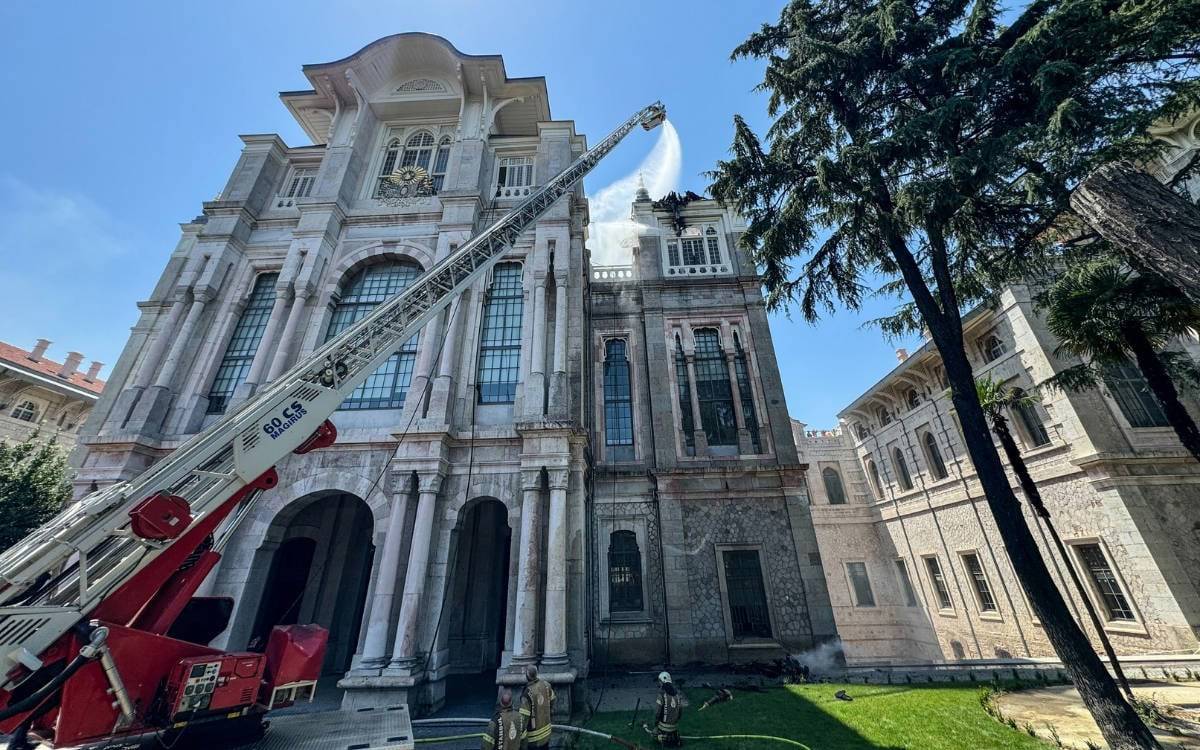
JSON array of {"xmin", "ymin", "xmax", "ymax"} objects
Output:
[
  {"xmin": 445, "ymin": 499, "xmax": 512, "ymax": 676},
  {"xmin": 248, "ymin": 493, "xmax": 375, "ymax": 676}
]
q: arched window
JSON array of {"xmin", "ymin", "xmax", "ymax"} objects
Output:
[
  {"xmin": 11, "ymin": 400, "xmax": 37, "ymax": 423},
  {"xmin": 401, "ymin": 131, "xmax": 436, "ymax": 170},
  {"xmin": 865, "ymin": 459, "xmax": 883, "ymax": 499},
  {"xmin": 207, "ymin": 273, "xmax": 279, "ymax": 414},
  {"xmin": 374, "ymin": 138, "xmax": 402, "ymax": 197},
  {"xmin": 325, "ymin": 263, "xmax": 421, "ymax": 409},
  {"xmin": 732, "ymin": 332, "xmax": 761, "ymax": 453},
  {"xmin": 906, "ymin": 388, "xmax": 921, "ymax": 410},
  {"xmin": 431, "ymin": 136, "xmax": 451, "ymax": 192},
  {"xmin": 893, "ymin": 448, "xmax": 914, "ymax": 491},
  {"xmin": 1103, "ymin": 363, "xmax": 1169, "ymax": 428},
  {"xmin": 854, "ymin": 423, "xmax": 868, "ymax": 440},
  {"xmin": 478, "ymin": 263, "xmax": 524, "ymax": 404},
  {"xmin": 922, "ymin": 431, "xmax": 949, "ymax": 480},
  {"xmin": 877, "ymin": 407, "xmax": 893, "ymax": 426},
  {"xmin": 608, "ymin": 530, "xmax": 644, "ymax": 612},
  {"xmin": 675, "ymin": 336, "xmax": 695, "ymax": 451},
  {"xmin": 704, "ymin": 227, "xmax": 722, "ymax": 264},
  {"xmin": 822, "ymin": 467, "xmax": 847, "ymax": 505},
  {"xmin": 981, "ymin": 333, "xmax": 1007, "ymax": 363},
  {"xmin": 1012, "ymin": 388, "xmax": 1052, "ymax": 447},
  {"xmin": 603, "ymin": 339, "xmax": 634, "ymax": 447},
  {"xmin": 693, "ymin": 329, "xmax": 737, "ymax": 446}
]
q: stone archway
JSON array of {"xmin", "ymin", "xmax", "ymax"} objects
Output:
[
  {"xmin": 246, "ymin": 492, "xmax": 375, "ymax": 676},
  {"xmin": 444, "ymin": 498, "xmax": 512, "ymax": 676}
]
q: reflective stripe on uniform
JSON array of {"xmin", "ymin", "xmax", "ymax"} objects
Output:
[
  {"xmin": 526, "ymin": 725, "xmax": 552, "ymax": 743},
  {"xmin": 657, "ymin": 722, "xmax": 677, "ymax": 732}
]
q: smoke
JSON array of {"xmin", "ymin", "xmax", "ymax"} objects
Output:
[
  {"xmin": 588, "ymin": 120, "xmax": 682, "ymax": 266},
  {"xmin": 792, "ymin": 638, "xmax": 845, "ymax": 675}
]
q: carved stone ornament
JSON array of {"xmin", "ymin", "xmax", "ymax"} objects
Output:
[
  {"xmin": 652, "ymin": 190, "xmax": 706, "ymax": 235},
  {"xmin": 378, "ymin": 165, "xmax": 434, "ymax": 207}
]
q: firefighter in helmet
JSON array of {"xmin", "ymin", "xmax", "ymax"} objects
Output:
[
  {"xmin": 483, "ymin": 688, "xmax": 524, "ymax": 750},
  {"xmin": 653, "ymin": 671, "xmax": 683, "ymax": 746},
  {"xmin": 519, "ymin": 665, "xmax": 556, "ymax": 749}
]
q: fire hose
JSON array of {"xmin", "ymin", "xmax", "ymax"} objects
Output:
[{"xmin": 410, "ymin": 717, "xmax": 813, "ymax": 748}]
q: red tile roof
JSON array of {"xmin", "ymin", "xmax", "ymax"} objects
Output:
[{"xmin": 0, "ymin": 341, "xmax": 105, "ymax": 396}]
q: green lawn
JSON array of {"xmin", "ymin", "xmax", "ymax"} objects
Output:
[{"xmin": 575, "ymin": 684, "xmax": 1050, "ymax": 750}]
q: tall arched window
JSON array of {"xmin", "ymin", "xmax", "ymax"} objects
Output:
[
  {"xmin": 877, "ymin": 407, "xmax": 893, "ymax": 426},
  {"xmin": 732, "ymin": 332, "xmax": 761, "ymax": 453},
  {"xmin": 401, "ymin": 131, "xmax": 436, "ymax": 170},
  {"xmin": 608, "ymin": 530, "xmax": 644, "ymax": 612},
  {"xmin": 477, "ymin": 263, "xmax": 524, "ymax": 404},
  {"xmin": 822, "ymin": 467, "xmax": 847, "ymax": 505},
  {"xmin": 375, "ymin": 138, "xmax": 402, "ymax": 197},
  {"xmin": 865, "ymin": 459, "xmax": 883, "ymax": 499},
  {"xmin": 431, "ymin": 137, "xmax": 451, "ymax": 191},
  {"xmin": 704, "ymin": 227, "xmax": 722, "ymax": 264},
  {"xmin": 693, "ymin": 329, "xmax": 737, "ymax": 446},
  {"xmin": 603, "ymin": 339, "xmax": 634, "ymax": 447},
  {"xmin": 906, "ymin": 388, "xmax": 921, "ymax": 410},
  {"xmin": 10, "ymin": 400, "xmax": 37, "ymax": 423},
  {"xmin": 675, "ymin": 336, "xmax": 695, "ymax": 451},
  {"xmin": 893, "ymin": 448, "xmax": 914, "ymax": 491},
  {"xmin": 325, "ymin": 263, "xmax": 421, "ymax": 410},
  {"xmin": 207, "ymin": 273, "xmax": 279, "ymax": 414},
  {"xmin": 922, "ymin": 431, "xmax": 949, "ymax": 480},
  {"xmin": 981, "ymin": 333, "xmax": 1007, "ymax": 362},
  {"xmin": 1012, "ymin": 388, "xmax": 1052, "ymax": 447}
]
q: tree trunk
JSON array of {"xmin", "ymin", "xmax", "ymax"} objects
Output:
[
  {"xmin": 1071, "ymin": 160, "xmax": 1200, "ymax": 304},
  {"xmin": 989, "ymin": 413, "xmax": 1134, "ymax": 700},
  {"xmin": 930, "ymin": 322, "xmax": 1159, "ymax": 749},
  {"xmin": 1124, "ymin": 326, "xmax": 1200, "ymax": 462}
]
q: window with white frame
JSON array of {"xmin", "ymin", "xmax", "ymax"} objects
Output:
[
  {"xmin": 400, "ymin": 131, "xmax": 436, "ymax": 170},
  {"xmin": 1072, "ymin": 542, "xmax": 1137, "ymax": 622},
  {"xmin": 894, "ymin": 559, "xmax": 919, "ymax": 607},
  {"xmin": 431, "ymin": 137, "xmax": 451, "ymax": 191},
  {"xmin": 277, "ymin": 167, "xmax": 316, "ymax": 208},
  {"xmin": 495, "ymin": 156, "xmax": 534, "ymax": 198},
  {"xmin": 980, "ymin": 332, "xmax": 1007, "ymax": 363},
  {"xmin": 663, "ymin": 226, "xmax": 729, "ymax": 276},
  {"xmin": 846, "ymin": 561, "xmax": 876, "ymax": 607},
  {"xmin": 923, "ymin": 555, "xmax": 953, "ymax": 610},
  {"xmin": 960, "ymin": 552, "xmax": 998, "ymax": 613},
  {"xmin": 732, "ymin": 331, "xmax": 761, "ymax": 453},
  {"xmin": 10, "ymin": 400, "xmax": 38, "ymax": 423},
  {"xmin": 375, "ymin": 138, "xmax": 402, "ymax": 197}
]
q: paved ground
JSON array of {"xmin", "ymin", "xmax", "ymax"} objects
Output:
[{"xmin": 996, "ymin": 681, "xmax": 1200, "ymax": 749}]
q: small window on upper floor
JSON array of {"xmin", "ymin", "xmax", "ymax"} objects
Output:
[
  {"xmin": 980, "ymin": 333, "xmax": 1007, "ymax": 363},
  {"xmin": 277, "ymin": 167, "xmax": 316, "ymax": 208},
  {"xmin": 432, "ymin": 137, "xmax": 451, "ymax": 192},
  {"xmin": 663, "ymin": 226, "xmax": 729, "ymax": 277},
  {"xmin": 877, "ymin": 407, "xmax": 893, "ymax": 426},
  {"xmin": 854, "ymin": 423, "xmax": 868, "ymax": 441},
  {"xmin": 822, "ymin": 467, "xmax": 847, "ymax": 505},
  {"xmin": 11, "ymin": 400, "xmax": 38, "ymax": 423},
  {"xmin": 496, "ymin": 156, "xmax": 535, "ymax": 198},
  {"xmin": 906, "ymin": 388, "xmax": 921, "ymax": 410},
  {"xmin": 401, "ymin": 131, "xmax": 436, "ymax": 170}
]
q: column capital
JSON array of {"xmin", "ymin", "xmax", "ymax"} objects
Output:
[
  {"xmin": 417, "ymin": 472, "xmax": 443, "ymax": 496},
  {"xmin": 520, "ymin": 468, "xmax": 543, "ymax": 492},
  {"xmin": 546, "ymin": 468, "xmax": 569, "ymax": 491}
]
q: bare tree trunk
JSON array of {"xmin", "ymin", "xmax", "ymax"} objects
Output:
[
  {"xmin": 1123, "ymin": 326, "xmax": 1200, "ymax": 462},
  {"xmin": 1071, "ymin": 161, "xmax": 1200, "ymax": 304},
  {"xmin": 989, "ymin": 413, "xmax": 1135, "ymax": 700}
]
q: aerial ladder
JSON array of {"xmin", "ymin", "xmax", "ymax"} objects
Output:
[{"xmin": 0, "ymin": 101, "xmax": 667, "ymax": 750}]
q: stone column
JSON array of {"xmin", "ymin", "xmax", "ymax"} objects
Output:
[
  {"xmin": 684, "ymin": 356, "xmax": 709, "ymax": 453},
  {"xmin": 511, "ymin": 469, "xmax": 544, "ymax": 665},
  {"xmin": 549, "ymin": 275, "xmax": 569, "ymax": 418},
  {"xmin": 426, "ymin": 292, "xmax": 469, "ymax": 423},
  {"xmin": 527, "ymin": 276, "xmax": 548, "ymax": 417},
  {"xmin": 399, "ymin": 309, "xmax": 446, "ymax": 424},
  {"xmin": 388, "ymin": 473, "xmax": 442, "ymax": 671},
  {"xmin": 153, "ymin": 291, "xmax": 210, "ymax": 389},
  {"xmin": 133, "ymin": 297, "xmax": 188, "ymax": 389},
  {"xmin": 725, "ymin": 353, "xmax": 754, "ymax": 454},
  {"xmin": 266, "ymin": 291, "xmax": 310, "ymax": 381},
  {"xmin": 235, "ymin": 288, "xmax": 292, "ymax": 399},
  {"xmin": 358, "ymin": 485, "xmax": 412, "ymax": 670},
  {"xmin": 541, "ymin": 469, "xmax": 569, "ymax": 668}
]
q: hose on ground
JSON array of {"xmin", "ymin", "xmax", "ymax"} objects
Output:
[
  {"xmin": 410, "ymin": 717, "xmax": 811, "ymax": 748},
  {"xmin": 682, "ymin": 734, "xmax": 812, "ymax": 749}
]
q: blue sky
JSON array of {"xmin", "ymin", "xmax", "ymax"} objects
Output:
[{"xmin": 0, "ymin": 0, "xmax": 917, "ymax": 427}]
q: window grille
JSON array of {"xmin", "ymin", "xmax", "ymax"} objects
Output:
[
  {"xmin": 496, "ymin": 156, "xmax": 535, "ymax": 198},
  {"xmin": 1103, "ymin": 362, "xmax": 1169, "ymax": 428},
  {"xmin": 401, "ymin": 131, "xmax": 435, "ymax": 170},
  {"xmin": 1075, "ymin": 543, "xmax": 1136, "ymax": 621},
  {"xmin": 681, "ymin": 238, "xmax": 706, "ymax": 266},
  {"xmin": 1011, "ymin": 388, "xmax": 1051, "ymax": 447},
  {"xmin": 895, "ymin": 559, "xmax": 919, "ymax": 607},
  {"xmin": 962, "ymin": 552, "xmax": 998, "ymax": 612},
  {"xmin": 722, "ymin": 550, "xmax": 772, "ymax": 638},
  {"xmin": 733, "ymin": 336, "xmax": 761, "ymax": 452},
  {"xmin": 325, "ymin": 263, "xmax": 421, "ymax": 410},
  {"xmin": 846, "ymin": 561, "xmax": 876, "ymax": 607},
  {"xmin": 206, "ymin": 273, "xmax": 279, "ymax": 414},
  {"xmin": 277, "ymin": 168, "xmax": 316, "ymax": 208},
  {"xmin": 705, "ymin": 227, "xmax": 721, "ymax": 264},
  {"xmin": 10, "ymin": 400, "xmax": 37, "ymax": 423},
  {"xmin": 477, "ymin": 263, "xmax": 523, "ymax": 404},
  {"xmin": 693, "ymin": 329, "xmax": 737, "ymax": 446},
  {"xmin": 674, "ymin": 337, "xmax": 694, "ymax": 449},
  {"xmin": 924, "ymin": 556, "xmax": 953, "ymax": 609},
  {"xmin": 603, "ymin": 339, "xmax": 634, "ymax": 447},
  {"xmin": 923, "ymin": 432, "xmax": 949, "ymax": 480},
  {"xmin": 431, "ymin": 137, "xmax": 451, "ymax": 192},
  {"xmin": 822, "ymin": 467, "xmax": 847, "ymax": 505},
  {"xmin": 892, "ymin": 448, "xmax": 914, "ymax": 491},
  {"xmin": 608, "ymin": 530, "xmax": 644, "ymax": 612}
]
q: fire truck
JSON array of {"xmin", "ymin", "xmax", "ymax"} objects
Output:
[{"xmin": 0, "ymin": 102, "xmax": 667, "ymax": 750}]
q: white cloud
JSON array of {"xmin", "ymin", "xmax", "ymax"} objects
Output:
[{"xmin": 0, "ymin": 175, "xmax": 129, "ymax": 271}]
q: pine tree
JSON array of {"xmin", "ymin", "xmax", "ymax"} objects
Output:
[
  {"xmin": 710, "ymin": 0, "xmax": 1198, "ymax": 746},
  {"xmin": 0, "ymin": 438, "xmax": 73, "ymax": 553}
]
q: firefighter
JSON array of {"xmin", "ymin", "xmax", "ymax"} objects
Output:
[
  {"xmin": 653, "ymin": 671, "xmax": 683, "ymax": 746},
  {"xmin": 519, "ymin": 665, "xmax": 555, "ymax": 749},
  {"xmin": 483, "ymin": 688, "xmax": 524, "ymax": 750}
]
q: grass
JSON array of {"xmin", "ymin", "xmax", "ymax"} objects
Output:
[{"xmin": 575, "ymin": 683, "xmax": 1051, "ymax": 750}]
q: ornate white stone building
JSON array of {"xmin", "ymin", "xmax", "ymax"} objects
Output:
[{"xmin": 75, "ymin": 34, "xmax": 835, "ymax": 715}]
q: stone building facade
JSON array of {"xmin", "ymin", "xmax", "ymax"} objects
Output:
[
  {"xmin": 0, "ymin": 338, "xmax": 104, "ymax": 450},
  {"xmin": 74, "ymin": 34, "xmax": 835, "ymax": 715},
  {"xmin": 798, "ymin": 285, "xmax": 1200, "ymax": 665}
]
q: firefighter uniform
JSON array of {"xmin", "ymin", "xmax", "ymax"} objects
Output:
[
  {"xmin": 520, "ymin": 677, "xmax": 556, "ymax": 748},
  {"xmin": 654, "ymin": 683, "xmax": 683, "ymax": 746},
  {"xmin": 482, "ymin": 705, "xmax": 525, "ymax": 750}
]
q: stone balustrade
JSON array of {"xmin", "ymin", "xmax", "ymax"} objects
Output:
[{"xmin": 591, "ymin": 265, "xmax": 635, "ymax": 282}]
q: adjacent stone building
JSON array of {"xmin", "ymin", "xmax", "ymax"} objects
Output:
[
  {"xmin": 0, "ymin": 338, "xmax": 104, "ymax": 449},
  {"xmin": 74, "ymin": 34, "xmax": 834, "ymax": 715}
]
